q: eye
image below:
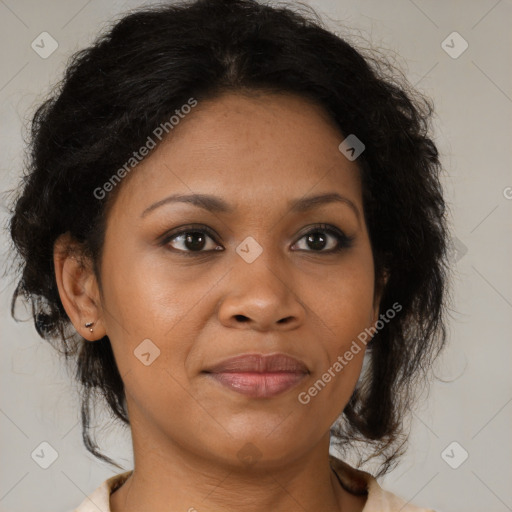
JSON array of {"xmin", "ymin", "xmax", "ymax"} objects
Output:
[
  {"xmin": 160, "ymin": 223, "xmax": 354, "ymax": 256},
  {"xmin": 291, "ymin": 224, "xmax": 355, "ymax": 253},
  {"xmin": 162, "ymin": 225, "xmax": 223, "ymax": 254}
]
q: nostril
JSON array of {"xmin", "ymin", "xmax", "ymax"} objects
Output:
[{"xmin": 234, "ymin": 314, "xmax": 249, "ymax": 322}]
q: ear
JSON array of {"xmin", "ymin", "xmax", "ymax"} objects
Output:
[
  {"xmin": 371, "ymin": 269, "xmax": 389, "ymax": 326},
  {"xmin": 53, "ymin": 232, "xmax": 106, "ymax": 341}
]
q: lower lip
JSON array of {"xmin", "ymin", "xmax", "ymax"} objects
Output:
[{"xmin": 206, "ymin": 372, "xmax": 306, "ymax": 398}]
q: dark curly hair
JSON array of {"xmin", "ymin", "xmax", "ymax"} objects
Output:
[{"xmin": 6, "ymin": 0, "xmax": 452, "ymax": 476}]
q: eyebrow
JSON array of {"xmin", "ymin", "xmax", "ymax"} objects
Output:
[{"xmin": 141, "ymin": 192, "xmax": 361, "ymax": 222}]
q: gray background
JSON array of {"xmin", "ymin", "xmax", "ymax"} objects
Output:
[{"xmin": 0, "ymin": 1, "xmax": 511, "ymax": 511}]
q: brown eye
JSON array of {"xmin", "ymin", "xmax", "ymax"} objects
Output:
[
  {"xmin": 292, "ymin": 224, "xmax": 354, "ymax": 253},
  {"xmin": 162, "ymin": 226, "xmax": 223, "ymax": 254}
]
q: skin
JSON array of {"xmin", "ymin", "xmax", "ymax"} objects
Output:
[{"xmin": 54, "ymin": 91, "xmax": 385, "ymax": 512}]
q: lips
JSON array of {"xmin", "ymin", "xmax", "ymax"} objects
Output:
[
  {"xmin": 204, "ymin": 353, "xmax": 309, "ymax": 373},
  {"xmin": 202, "ymin": 353, "xmax": 309, "ymax": 398}
]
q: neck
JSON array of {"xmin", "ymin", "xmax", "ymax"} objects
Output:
[{"xmin": 110, "ymin": 431, "xmax": 366, "ymax": 512}]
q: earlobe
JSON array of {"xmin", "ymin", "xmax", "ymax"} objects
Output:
[{"xmin": 53, "ymin": 233, "xmax": 105, "ymax": 341}]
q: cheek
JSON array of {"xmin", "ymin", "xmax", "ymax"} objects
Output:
[
  {"xmin": 98, "ymin": 247, "xmax": 213, "ymax": 410},
  {"xmin": 100, "ymin": 242, "xmax": 203, "ymax": 341},
  {"xmin": 303, "ymin": 252, "xmax": 374, "ymax": 409},
  {"xmin": 321, "ymin": 252, "xmax": 376, "ymax": 349},
  {"xmin": 298, "ymin": 270, "xmax": 372, "ymax": 421},
  {"xmin": 102, "ymin": 268, "xmax": 200, "ymax": 432}
]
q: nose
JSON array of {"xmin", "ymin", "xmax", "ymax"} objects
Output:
[{"xmin": 217, "ymin": 255, "xmax": 305, "ymax": 332}]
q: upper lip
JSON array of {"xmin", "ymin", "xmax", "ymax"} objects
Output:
[{"xmin": 203, "ymin": 353, "xmax": 309, "ymax": 374}]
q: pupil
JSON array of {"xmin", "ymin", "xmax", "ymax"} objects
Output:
[
  {"xmin": 307, "ymin": 232, "xmax": 326, "ymax": 250},
  {"xmin": 186, "ymin": 232, "xmax": 206, "ymax": 251}
]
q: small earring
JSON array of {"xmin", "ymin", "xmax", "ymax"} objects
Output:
[{"xmin": 85, "ymin": 322, "xmax": 94, "ymax": 332}]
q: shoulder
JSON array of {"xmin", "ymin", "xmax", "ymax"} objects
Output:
[
  {"xmin": 72, "ymin": 471, "xmax": 132, "ymax": 512},
  {"xmin": 329, "ymin": 455, "xmax": 436, "ymax": 512}
]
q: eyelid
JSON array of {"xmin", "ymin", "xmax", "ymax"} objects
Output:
[{"xmin": 159, "ymin": 223, "xmax": 219, "ymax": 241}]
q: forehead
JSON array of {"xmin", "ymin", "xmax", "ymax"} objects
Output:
[{"xmin": 108, "ymin": 92, "xmax": 363, "ymax": 220}]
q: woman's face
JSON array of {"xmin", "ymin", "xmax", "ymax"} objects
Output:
[{"xmin": 97, "ymin": 92, "xmax": 381, "ymax": 468}]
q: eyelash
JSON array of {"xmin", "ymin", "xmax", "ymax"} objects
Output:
[{"xmin": 160, "ymin": 223, "xmax": 355, "ymax": 256}]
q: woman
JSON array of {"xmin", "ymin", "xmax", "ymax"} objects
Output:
[{"xmin": 8, "ymin": 0, "xmax": 450, "ymax": 510}]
